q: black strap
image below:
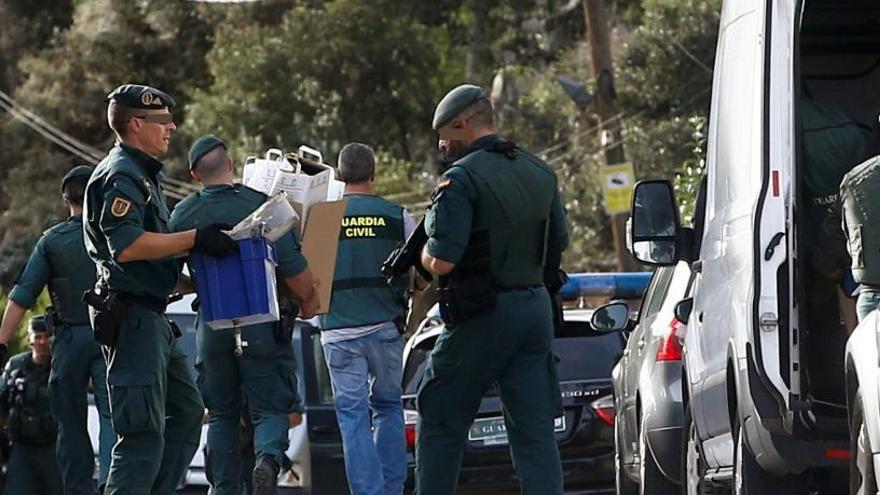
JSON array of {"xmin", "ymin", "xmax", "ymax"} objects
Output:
[{"xmin": 332, "ymin": 277, "xmax": 390, "ymax": 291}]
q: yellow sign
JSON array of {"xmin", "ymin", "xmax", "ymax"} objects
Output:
[{"xmin": 601, "ymin": 163, "xmax": 635, "ymax": 214}]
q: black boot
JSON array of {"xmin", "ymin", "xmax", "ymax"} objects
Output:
[{"xmin": 252, "ymin": 455, "xmax": 279, "ymax": 495}]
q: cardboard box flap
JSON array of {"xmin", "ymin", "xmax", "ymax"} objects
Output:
[{"xmin": 301, "ymin": 199, "xmax": 347, "ymax": 315}]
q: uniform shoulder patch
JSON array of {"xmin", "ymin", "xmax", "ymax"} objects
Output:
[{"xmin": 111, "ymin": 197, "xmax": 132, "ymax": 217}]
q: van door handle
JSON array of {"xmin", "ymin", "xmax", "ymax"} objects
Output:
[{"xmin": 764, "ymin": 232, "xmax": 785, "ymax": 261}]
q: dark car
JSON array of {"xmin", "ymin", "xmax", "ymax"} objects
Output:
[{"xmin": 399, "ymin": 305, "xmax": 626, "ymax": 494}]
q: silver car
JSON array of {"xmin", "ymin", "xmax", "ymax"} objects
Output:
[{"xmin": 592, "ymin": 261, "xmax": 695, "ymax": 495}]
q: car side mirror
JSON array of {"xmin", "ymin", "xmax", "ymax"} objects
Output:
[
  {"xmin": 628, "ymin": 180, "xmax": 681, "ymax": 266},
  {"xmin": 674, "ymin": 297, "xmax": 694, "ymax": 325},
  {"xmin": 591, "ymin": 302, "xmax": 630, "ymax": 332}
]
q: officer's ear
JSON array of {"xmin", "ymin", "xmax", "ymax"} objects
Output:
[{"xmin": 190, "ymin": 169, "xmax": 200, "ymax": 183}]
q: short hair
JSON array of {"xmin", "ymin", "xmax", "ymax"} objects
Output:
[
  {"xmin": 193, "ymin": 146, "xmax": 229, "ymax": 180},
  {"xmin": 107, "ymin": 101, "xmax": 139, "ymax": 137},
  {"xmin": 462, "ymin": 98, "xmax": 495, "ymax": 128},
  {"xmin": 337, "ymin": 143, "xmax": 375, "ymax": 183},
  {"xmin": 62, "ymin": 178, "xmax": 87, "ymax": 206}
]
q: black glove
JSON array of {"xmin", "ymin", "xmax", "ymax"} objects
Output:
[
  {"xmin": 194, "ymin": 224, "xmax": 238, "ymax": 258},
  {"xmin": 0, "ymin": 343, "xmax": 7, "ymax": 365}
]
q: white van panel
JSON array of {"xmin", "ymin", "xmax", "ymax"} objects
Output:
[
  {"xmin": 691, "ymin": 0, "xmax": 764, "ymax": 442},
  {"xmin": 754, "ymin": 0, "xmax": 798, "ymax": 410}
]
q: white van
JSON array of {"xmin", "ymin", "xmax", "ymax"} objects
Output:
[{"xmin": 627, "ymin": 0, "xmax": 880, "ymax": 493}]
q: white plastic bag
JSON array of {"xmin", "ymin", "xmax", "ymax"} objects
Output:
[{"xmin": 241, "ymin": 149, "xmax": 290, "ymax": 195}]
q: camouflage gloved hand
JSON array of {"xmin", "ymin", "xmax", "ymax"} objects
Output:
[{"xmin": 194, "ymin": 223, "xmax": 239, "ymax": 257}]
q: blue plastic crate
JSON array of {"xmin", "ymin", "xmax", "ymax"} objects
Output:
[{"xmin": 189, "ymin": 237, "xmax": 280, "ymax": 329}]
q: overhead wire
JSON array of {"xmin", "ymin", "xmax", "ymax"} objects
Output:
[
  {"xmin": 534, "ymin": 70, "xmax": 712, "ymax": 162},
  {"xmin": 0, "ymin": 89, "xmax": 197, "ymax": 199}
]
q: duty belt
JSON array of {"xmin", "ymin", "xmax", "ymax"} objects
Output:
[
  {"xmin": 496, "ymin": 284, "xmax": 544, "ymax": 293},
  {"xmin": 115, "ymin": 293, "xmax": 167, "ymax": 313}
]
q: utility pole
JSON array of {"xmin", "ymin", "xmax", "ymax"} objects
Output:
[{"xmin": 582, "ymin": 0, "xmax": 638, "ymax": 271}]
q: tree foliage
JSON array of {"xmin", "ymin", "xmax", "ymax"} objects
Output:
[{"xmin": 0, "ymin": 0, "xmax": 722, "ymax": 281}]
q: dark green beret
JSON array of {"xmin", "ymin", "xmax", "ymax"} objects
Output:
[
  {"xmin": 432, "ymin": 84, "xmax": 488, "ymax": 130},
  {"xmin": 188, "ymin": 135, "xmax": 226, "ymax": 170},
  {"xmin": 106, "ymin": 84, "xmax": 175, "ymax": 110},
  {"xmin": 60, "ymin": 165, "xmax": 94, "ymax": 192},
  {"xmin": 29, "ymin": 315, "xmax": 48, "ymax": 334}
]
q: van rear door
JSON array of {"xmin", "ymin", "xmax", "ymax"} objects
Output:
[{"xmin": 753, "ymin": 0, "xmax": 799, "ymax": 425}]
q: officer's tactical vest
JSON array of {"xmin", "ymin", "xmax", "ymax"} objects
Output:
[
  {"xmin": 841, "ymin": 155, "xmax": 880, "ymax": 285},
  {"xmin": 321, "ymin": 195, "xmax": 407, "ymax": 330},
  {"xmin": 5, "ymin": 355, "xmax": 56, "ymax": 445},
  {"xmin": 454, "ymin": 145, "xmax": 557, "ymax": 288},
  {"xmin": 43, "ymin": 218, "xmax": 96, "ymax": 325},
  {"xmin": 801, "ymin": 97, "xmax": 869, "ymax": 206}
]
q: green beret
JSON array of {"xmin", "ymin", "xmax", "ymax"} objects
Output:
[
  {"xmin": 188, "ymin": 135, "xmax": 226, "ymax": 170},
  {"xmin": 60, "ymin": 165, "xmax": 94, "ymax": 192},
  {"xmin": 432, "ymin": 84, "xmax": 488, "ymax": 130},
  {"xmin": 29, "ymin": 315, "xmax": 48, "ymax": 334},
  {"xmin": 106, "ymin": 84, "xmax": 175, "ymax": 110}
]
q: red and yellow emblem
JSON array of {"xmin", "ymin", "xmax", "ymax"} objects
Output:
[{"xmin": 111, "ymin": 197, "xmax": 132, "ymax": 217}]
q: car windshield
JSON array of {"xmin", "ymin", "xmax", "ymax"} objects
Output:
[{"xmin": 553, "ymin": 320, "xmax": 623, "ymax": 382}]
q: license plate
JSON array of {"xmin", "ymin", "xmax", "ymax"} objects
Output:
[{"xmin": 467, "ymin": 415, "xmax": 566, "ymax": 446}]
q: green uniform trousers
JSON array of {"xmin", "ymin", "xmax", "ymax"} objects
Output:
[
  {"xmin": 3, "ymin": 442, "xmax": 63, "ymax": 495},
  {"xmin": 48, "ymin": 325, "xmax": 114, "ymax": 493},
  {"xmin": 196, "ymin": 323, "xmax": 301, "ymax": 495},
  {"xmin": 103, "ymin": 306, "xmax": 204, "ymax": 495},
  {"xmin": 414, "ymin": 287, "xmax": 563, "ymax": 495}
]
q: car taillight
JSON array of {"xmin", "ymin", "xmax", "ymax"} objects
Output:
[
  {"xmin": 655, "ymin": 318, "xmax": 684, "ymax": 362},
  {"xmin": 404, "ymin": 409, "xmax": 419, "ymax": 449},
  {"xmin": 591, "ymin": 395, "xmax": 615, "ymax": 426}
]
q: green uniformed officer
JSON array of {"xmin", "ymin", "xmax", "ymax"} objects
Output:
[
  {"xmin": 415, "ymin": 84, "xmax": 569, "ymax": 495},
  {"xmin": 0, "ymin": 165, "xmax": 114, "ymax": 493},
  {"xmin": 319, "ymin": 143, "xmax": 412, "ymax": 495},
  {"xmin": 0, "ymin": 316, "xmax": 63, "ymax": 495},
  {"xmin": 842, "ymin": 154, "xmax": 880, "ymax": 320},
  {"xmin": 169, "ymin": 135, "xmax": 320, "ymax": 495},
  {"xmin": 82, "ymin": 84, "xmax": 238, "ymax": 494}
]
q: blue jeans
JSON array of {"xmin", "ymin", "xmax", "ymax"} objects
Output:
[
  {"xmin": 857, "ymin": 290, "xmax": 880, "ymax": 321},
  {"xmin": 323, "ymin": 324, "xmax": 406, "ymax": 495}
]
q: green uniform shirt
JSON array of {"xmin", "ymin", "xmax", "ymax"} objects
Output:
[
  {"xmin": 9, "ymin": 216, "xmax": 95, "ymax": 324},
  {"xmin": 169, "ymin": 184, "xmax": 308, "ymax": 326},
  {"xmin": 426, "ymin": 135, "xmax": 569, "ymax": 283},
  {"xmin": 83, "ymin": 143, "xmax": 180, "ymax": 301}
]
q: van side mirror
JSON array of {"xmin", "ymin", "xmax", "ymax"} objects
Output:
[
  {"xmin": 591, "ymin": 302, "xmax": 630, "ymax": 332},
  {"xmin": 674, "ymin": 297, "xmax": 694, "ymax": 325},
  {"xmin": 628, "ymin": 180, "xmax": 681, "ymax": 266}
]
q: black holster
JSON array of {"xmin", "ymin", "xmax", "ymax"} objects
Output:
[
  {"xmin": 545, "ymin": 269, "xmax": 569, "ymax": 333},
  {"xmin": 44, "ymin": 307, "xmax": 58, "ymax": 336},
  {"xmin": 438, "ymin": 272, "xmax": 497, "ymax": 327},
  {"xmin": 82, "ymin": 288, "xmax": 125, "ymax": 347},
  {"xmin": 275, "ymin": 299, "xmax": 299, "ymax": 344}
]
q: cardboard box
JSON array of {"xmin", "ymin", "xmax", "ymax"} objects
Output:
[{"xmin": 300, "ymin": 199, "xmax": 347, "ymax": 315}]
